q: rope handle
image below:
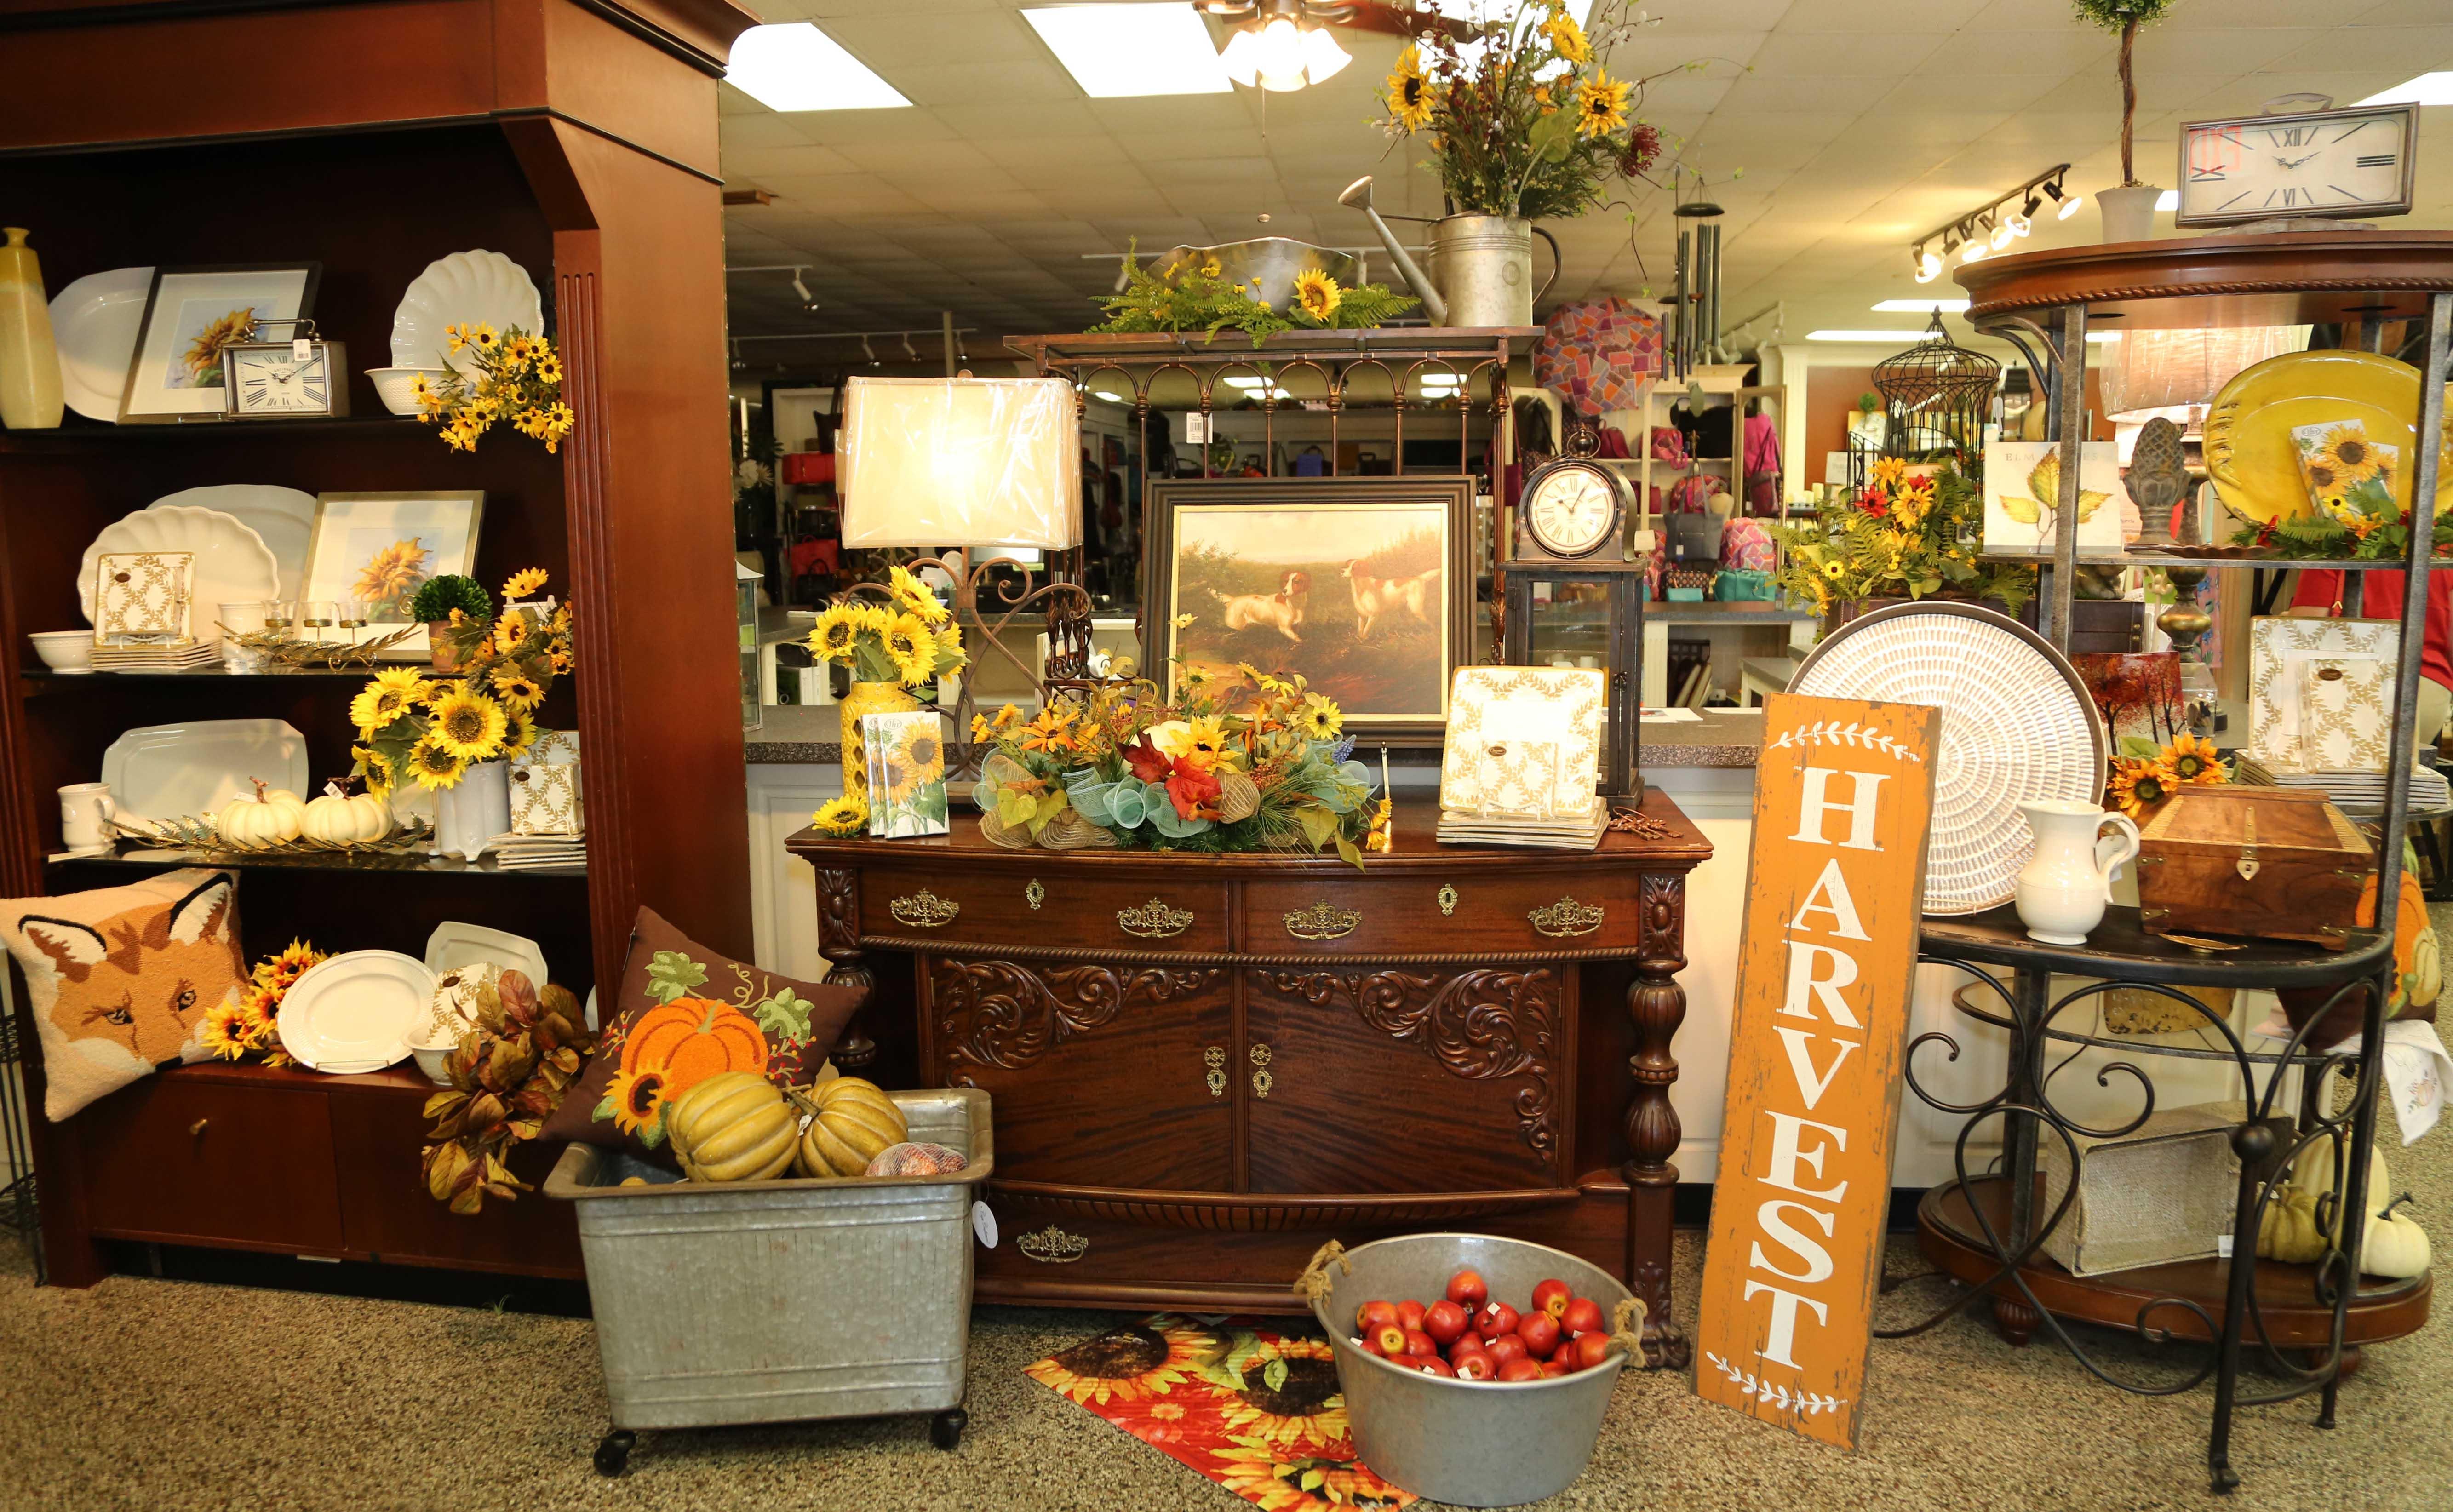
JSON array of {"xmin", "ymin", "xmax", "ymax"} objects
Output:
[
  {"xmin": 1292, "ymin": 1239, "xmax": 1352, "ymax": 1306},
  {"xmin": 1609, "ymin": 1295, "xmax": 1651, "ymax": 1366}
]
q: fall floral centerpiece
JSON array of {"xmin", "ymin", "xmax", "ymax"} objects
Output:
[
  {"xmin": 413, "ymin": 323, "xmax": 575, "ymax": 453},
  {"xmin": 1774, "ymin": 457, "xmax": 2034, "ymax": 619},
  {"xmin": 196, "ymin": 939, "xmax": 329, "ymax": 1066},
  {"xmin": 803, "ymin": 565, "xmax": 970, "ymax": 819},
  {"xmin": 349, "ymin": 568, "xmax": 572, "ymax": 794}
]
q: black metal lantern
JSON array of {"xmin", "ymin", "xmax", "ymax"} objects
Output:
[{"xmin": 1873, "ymin": 311, "xmax": 2000, "ymax": 461}]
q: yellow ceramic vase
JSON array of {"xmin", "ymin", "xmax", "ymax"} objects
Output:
[
  {"xmin": 0, "ymin": 228, "xmax": 63, "ymax": 430},
  {"xmin": 839, "ymin": 680, "xmax": 919, "ymax": 807}
]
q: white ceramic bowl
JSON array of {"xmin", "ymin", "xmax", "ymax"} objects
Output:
[
  {"xmin": 29, "ymin": 630, "xmax": 93, "ymax": 673},
  {"xmin": 366, "ymin": 365, "xmax": 450, "ymax": 417},
  {"xmin": 412, "ymin": 1046, "xmax": 456, "ymax": 1086}
]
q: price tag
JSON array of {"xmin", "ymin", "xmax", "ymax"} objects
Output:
[
  {"xmin": 293, "ymin": 338, "xmax": 314, "ymax": 361},
  {"xmin": 972, "ymin": 1200, "xmax": 998, "ymax": 1249},
  {"xmin": 2216, "ymin": 1234, "xmax": 2235, "ymax": 1259}
]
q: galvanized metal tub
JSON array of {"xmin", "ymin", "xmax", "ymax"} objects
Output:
[
  {"xmin": 1307, "ymin": 1232, "xmax": 1634, "ymax": 1507},
  {"xmin": 1153, "ymin": 238, "xmax": 1361, "ymax": 310},
  {"xmin": 545, "ymin": 1088, "xmax": 993, "ymax": 1432}
]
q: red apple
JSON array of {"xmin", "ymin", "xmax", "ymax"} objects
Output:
[
  {"xmin": 1518, "ymin": 1312, "xmax": 1562, "ymax": 1359},
  {"xmin": 1571, "ymin": 1331, "xmax": 1613, "ymax": 1371},
  {"xmin": 1417, "ymin": 1356, "xmax": 1456, "ymax": 1378},
  {"xmin": 1423, "ymin": 1299, "xmax": 1469, "ymax": 1345},
  {"xmin": 1559, "ymin": 1295, "xmax": 1605, "ymax": 1337},
  {"xmin": 1484, "ymin": 1334, "xmax": 1528, "ymax": 1365},
  {"xmin": 1540, "ymin": 1359, "xmax": 1570, "ymax": 1378},
  {"xmin": 1497, "ymin": 1357, "xmax": 1544, "ymax": 1383},
  {"xmin": 1357, "ymin": 1334, "xmax": 1384, "ymax": 1358},
  {"xmin": 1446, "ymin": 1269, "xmax": 1489, "ymax": 1310},
  {"xmin": 1473, "ymin": 1300, "xmax": 1520, "ymax": 1340},
  {"xmin": 1403, "ymin": 1328, "xmax": 1439, "ymax": 1359},
  {"xmin": 1397, "ymin": 1298, "xmax": 1426, "ymax": 1332},
  {"xmin": 1371, "ymin": 1322, "xmax": 1410, "ymax": 1358},
  {"xmin": 1451, "ymin": 1350, "xmax": 1495, "ymax": 1381},
  {"xmin": 1357, "ymin": 1300, "xmax": 1400, "ymax": 1334},
  {"xmin": 1531, "ymin": 1278, "xmax": 1572, "ymax": 1321}
]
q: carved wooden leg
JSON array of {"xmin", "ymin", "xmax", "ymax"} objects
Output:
[
  {"xmin": 1989, "ymin": 1292, "xmax": 2040, "ymax": 1347},
  {"xmin": 1625, "ymin": 871, "xmax": 1688, "ymax": 1369},
  {"xmin": 814, "ymin": 866, "xmax": 877, "ymax": 1070}
]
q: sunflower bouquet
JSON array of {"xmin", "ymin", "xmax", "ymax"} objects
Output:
[
  {"xmin": 803, "ymin": 565, "xmax": 969, "ymax": 689},
  {"xmin": 1774, "ymin": 456, "xmax": 2033, "ymax": 616},
  {"xmin": 196, "ymin": 939, "xmax": 329, "ymax": 1066},
  {"xmin": 2108, "ymin": 733, "xmax": 2229, "ymax": 819},
  {"xmin": 963, "ymin": 651, "xmax": 1380, "ymax": 867},
  {"xmin": 1377, "ymin": 0, "xmax": 1671, "ymax": 221},
  {"xmin": 413, "ymin": 323, "xmax": 575, "ymax": 454},
  {"xmin": 349, "ymin": 568, "xmax": 573, "ymax": 794},
  {"xmin": 1090, "ymin": 239, "xmax": 1419, "ymax": 347}
]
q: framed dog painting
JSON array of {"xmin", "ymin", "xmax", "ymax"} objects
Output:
[{"xmin": 1145, "ymin": 477, "xmax": 1475, "ymax": 743}]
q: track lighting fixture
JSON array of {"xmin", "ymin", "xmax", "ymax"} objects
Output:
[{"xmin": 1908, "ymin": 165, "xmax": 2071, "ymax": 284}]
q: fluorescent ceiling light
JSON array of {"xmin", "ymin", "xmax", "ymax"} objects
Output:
[
  {"xmin": 2358, "ymin": 72, "xmax": 2453, "ymax": 107},
  {"xmin": 726, "ymin": 23, "xmax": 910, "ymax": 111},
  {"xmin": 1874, "ymin": 299, "xmax": 1970, "ymax": 312},
  {"xmin": 1807, "ymin": 330, "xmax": 1939, "ymax": 344},
  {"xmin": 1092, "ymin": 390, "xmax": 1125, "ymax": 402},
  {"xmin": 1025, "ymin": 4, "xmax": 1231, "ymax": 97},
  {"xmin": 1422, "ymin": 0, "xmax": 1591, "ymax": 22},
  {"xmin": 2088, "ymin": 332, "xmax": 2123, "ymax": 343}
]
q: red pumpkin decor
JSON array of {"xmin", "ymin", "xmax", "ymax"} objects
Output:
[{"xmin": 619, "ymin": 996, "xmax": 769, "ymax": 1100}]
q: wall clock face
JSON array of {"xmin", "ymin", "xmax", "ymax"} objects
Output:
[
  {"xmin": 2177, "ymin": 105, "xmax": 2416, "ymax": 227},
  {"xmin": 1523, "ymin": 461, "xmax": 1623, "ymax": 559}
]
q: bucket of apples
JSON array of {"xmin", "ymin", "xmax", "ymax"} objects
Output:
[{"xmin": 1297, "ymin": 1232, "xmax": 1644, "ymax": 1507}]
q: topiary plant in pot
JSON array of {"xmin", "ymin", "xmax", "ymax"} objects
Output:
[
  {"xmin": 2073, "ymin": 0, "xmax": 2180, "ymax": 241},
  {"xmin": 407, "ymin": 574, "xmax": 490, "ymax": 671}
]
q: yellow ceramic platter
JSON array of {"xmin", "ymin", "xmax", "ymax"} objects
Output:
[{"xmin": 2205, "ymin": 349, "xmax": 2453, "ymax": 526}]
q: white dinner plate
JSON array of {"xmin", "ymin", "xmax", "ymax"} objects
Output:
[
  {"xmin": 101, "ymin": 718, "xmax": 308, "ymax": 825},
  {"xmin": 79, "ymin": 505, "xmax": 281, "ymax": 646},
  {"xmin": 392, "ymin": 250, "xmax": 544, "ymax": 375},
  {"xmin": 145, "ymin": 486, "xmax": 316, "ymax": 604},
  {"xmin": 277, "ymin": 951, "xmax": 435, "ymax": 1073},
  {"xmin": 424, "ymin": 921, "xmax": 550, "ymax": 986},
  {"xmin": 48, "ymin": 265, "xmax": 152, "ymax": 423}
]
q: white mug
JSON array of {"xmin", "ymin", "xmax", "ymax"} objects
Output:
[{"xmin": 59, "ymin": 782, "xmax": 115, "ymax": 851}]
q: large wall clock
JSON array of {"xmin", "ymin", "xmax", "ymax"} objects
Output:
[{"xmin": 2175, "ymin": 103, "xmax": 2416, "ymax": 229}]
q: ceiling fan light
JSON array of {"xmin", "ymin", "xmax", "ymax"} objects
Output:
[
  {"xmin": 1256, "ymin": 17, "xmax": 1307, "ymax": 91},
  {"xmin": 1219, "ymin": 26, "xmax": 1261, "ymax": 86},
  {"xmin": 1301, "ymin": 22, "xmax": 1351, "ymax": 83}
]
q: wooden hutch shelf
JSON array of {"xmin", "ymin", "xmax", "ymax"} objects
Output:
[{"xmin": 0, "ymin": 0, "xmax": 757, "ymax": 1288}]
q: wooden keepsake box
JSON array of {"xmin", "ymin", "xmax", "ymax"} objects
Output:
[{"xmin": 2135, "ymin": 786, "xmax": 2372, "ymax": 949}]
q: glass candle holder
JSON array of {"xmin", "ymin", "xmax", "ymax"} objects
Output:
[
  {"xmin": 299, "ymin": 599, "xmax": 338, "ymax": 645},
  {"xmin": 218, "ymin": 600, "xmax": 269, "ymax": 671}
]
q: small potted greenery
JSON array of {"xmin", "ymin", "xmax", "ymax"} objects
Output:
[
  {"xmin": 408, "ymin": 574, "xmax": 489, "ymax": 671},
  {"xmin": 2073, "ymin": 0, "xmax": 2180, "ymax": 241}
]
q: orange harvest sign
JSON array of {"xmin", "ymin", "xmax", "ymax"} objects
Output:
[{"xmin": 1693, "ymin": 691, "xmax": 1941, "ymax": 1450}]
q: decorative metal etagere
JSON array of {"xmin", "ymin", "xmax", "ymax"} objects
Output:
[{"xmin": 1878, "ymin": 232, "xmax": 2453, "ymax": 1493}]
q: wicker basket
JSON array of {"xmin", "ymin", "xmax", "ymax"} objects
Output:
[{"xmin": 2038, "ymin": 1100, "xmax": 2243, "ymax": 1277}]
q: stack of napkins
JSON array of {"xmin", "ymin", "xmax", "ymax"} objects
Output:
[
  {"xmin": 91, "ymin": 638, "xmax": 221, "ymax": 671},
  {"xmin": 486, "ymin": 831, "xmax": 587, "ymax": 871},
  {"xmin": 1435, "ymin": 666, "xmax": 1609, "ymax": 851},
  {"xmin": 2233, "ymin": 754, "xmax": 2450, "ymax": 815}
]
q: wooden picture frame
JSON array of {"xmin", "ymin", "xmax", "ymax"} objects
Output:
[
  {"xmin": 1144, "ymin": 476, "xmax": 1474, "ymax": 744},
  {"xmin": 302, "ymin": 490, "xmax": 485, "ymax": 659},
  {"xmin": 118, "ymin": 263, "xmax": 322, "ymax": 422}
]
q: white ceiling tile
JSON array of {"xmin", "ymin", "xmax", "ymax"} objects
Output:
[{"xmin": 830, "ymin": 139, "xmax": 997, "ymax": 175}]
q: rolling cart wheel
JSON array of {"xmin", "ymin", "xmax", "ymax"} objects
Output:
[
  {"xmin": 930, "ymin": 1407, "xmax": 968, "ymax": 1451},
  {"xmin": 594, "ymin": 1429, "xmax": 636, "ymax": 1477}
]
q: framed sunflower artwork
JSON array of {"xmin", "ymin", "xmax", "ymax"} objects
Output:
[
  {"xmin": 304, "ymin": 491, "xmax": 483, "ymax": 659},
  {"xmin": 861, "ymin": 709, "xmax": 951, "ymax": 837},
  {"xmin": 119, "ymin": 263, "xmax": 321, "ymax": 421}
]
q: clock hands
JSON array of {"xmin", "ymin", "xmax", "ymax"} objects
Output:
[{"xmin": 2275, "ymin": 152, "xmax": 2321, "ymax": 171}]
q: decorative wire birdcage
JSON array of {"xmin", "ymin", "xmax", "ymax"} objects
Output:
[{"xmin": 1874, "ymin": 311, "xmax": 2000, "ymax": 463}]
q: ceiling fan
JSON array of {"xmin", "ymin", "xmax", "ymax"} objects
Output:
[
  {"xmin": 1197, "ymin": 0, "xmax": 1483, "ymax": 88},
  {"xmin": 1198, "ymin": 0, "xmax": 1478, "ymax": 39}
]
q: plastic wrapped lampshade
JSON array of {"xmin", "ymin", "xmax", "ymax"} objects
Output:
[{"xmin": 838, "ymin": 376, "xmax": 1082, "ymax": 550}]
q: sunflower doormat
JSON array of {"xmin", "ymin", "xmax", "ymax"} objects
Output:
[{"xmin": 1025, "ymin": 1313, "xmax": 1414, "ymax": 1511}]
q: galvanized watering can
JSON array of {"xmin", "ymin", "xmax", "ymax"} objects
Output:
[{"xmin": 1339, "ymin": 175, "xmax": 1561, "ymax": 328}]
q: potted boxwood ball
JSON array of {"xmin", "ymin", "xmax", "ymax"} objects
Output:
[{"xmin": 408, "ymin": 574, "xmax": 489, "ymax": 671}]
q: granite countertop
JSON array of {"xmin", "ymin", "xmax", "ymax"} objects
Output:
[{"xmin": 744, "ymin": 704, "xmax": 1765, "ymax": 769}]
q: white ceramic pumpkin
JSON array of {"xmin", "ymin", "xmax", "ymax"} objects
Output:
[
  {"xmin": 216, "ymin": 779, "xmax": 305, "ymax": 845},
  {"xmin": 301, "ymin": 784, "xmax": 393, "ymax": 843},
  {"xmin": 2258, "ymin": 1140, "xmax": 2432, "ymax": 1278}
]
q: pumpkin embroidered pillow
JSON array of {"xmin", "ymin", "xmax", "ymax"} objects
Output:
[
  {"xmin": 0, "ymin": 869, "xmax": 245, "ymax": 1120},
  {"xmin": 542, "ymin": 906, "xmax": 864, "ymax": 1162}
]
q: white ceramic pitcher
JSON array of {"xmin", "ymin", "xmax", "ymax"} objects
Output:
[{"xmin": 2014, "ymin": 799, "xmax": 2142, "ymax": 945}]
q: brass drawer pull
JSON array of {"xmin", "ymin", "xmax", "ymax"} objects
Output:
[
  {"xmin": 189, "ymin": 1118, "xmax": 209, "ymax": 1137},
  {"xmin": 1283, "ymin": 902, "xmax": 1361, "ymax": 941},
  {"xmin": 1438, "ymin": 883, "xmax": 1458, "ymax": 916},
  {"xmin": 1528, "ymin": 896, "xmax": 1605, "ymax": 938},
  {"xmin": 1017, "ymin": 1224, "xmax": 1089, "ymax": 1264},
  {"xmin": 1117, "ymin": 898, "xmax": 1194, "ymax": 939},
  {"xmin": 888, "ymin": 889, "xmax": 960, "ymax": 928},
  {"xmin": 1250, "ymin": 1042, "xmax": 1274, "ymax": 1099},
  {"xmin": 1204, "ymin": 1046, "xmax": 1227, "ymax": 1099},
  {"xmin": 1025, "ymin": 878, "xmax": 1045, "ymax": 911}
]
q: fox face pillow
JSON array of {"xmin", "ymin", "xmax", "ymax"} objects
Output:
[{"xmin": 1, "ymin": 869, "xmax": 243, "ymax": 1120}]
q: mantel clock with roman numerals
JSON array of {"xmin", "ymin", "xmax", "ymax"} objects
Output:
[
  {"xmin": 218, "ymin": 317, "xmax": 349, "ymax": 419},
  {"xmin": 2176, "ymin": 103, "xmax": 2417, "ymax": 229}
]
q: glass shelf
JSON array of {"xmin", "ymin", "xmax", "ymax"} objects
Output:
[{"xmin": 49, "ymin": 848, "xmax": 585, "ymax": 880}]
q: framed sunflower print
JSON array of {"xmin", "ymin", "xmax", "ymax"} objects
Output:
[
  {"xmin": 861, "ymin": 710, "xmax": 951, "ymax": 837},
  {"xmin": 303, "ymin": 491, "xmax": 483, "ymax": 659},
  {"xmin": 120, "ymin": 263, "xmax": 321, "ymax": 421},
  {"xmin": 1144, "ymin": 476, "xmax": 1476, "ymax": 745}
]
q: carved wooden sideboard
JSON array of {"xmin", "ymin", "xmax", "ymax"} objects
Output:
[{"xmin": 786, "ymin": 788, "xmax": 1711, "ymax": 1364}]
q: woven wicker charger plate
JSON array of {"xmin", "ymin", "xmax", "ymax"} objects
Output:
[{"xmin": 1789, "ymin": 603, "xmax": 2107, "ymax": 916}]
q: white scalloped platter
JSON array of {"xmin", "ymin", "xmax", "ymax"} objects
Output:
[
  {"xmin": 48, "ymin": 265, "xmax": 152, "ymax": 423},
  {"xmin": 1788, "ymin": 604, "xmax": 2107, "ymax": 916},
  {"xmin": 145, "ymin": 485, "xmax": 315, "ymax": 603},
  {"xmin": 79, "ymin": 505, "xmax": 281, "ymax": 644},
  {"xmin": 391, "ymin": 250, "xmax": 544, "ymax": 375}
]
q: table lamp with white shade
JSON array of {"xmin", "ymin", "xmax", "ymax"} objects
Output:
[{"xmin": 836, "ymin": 374, "xmax": 1094, "ymax": 768}]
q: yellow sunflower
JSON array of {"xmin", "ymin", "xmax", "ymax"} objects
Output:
[
  {"xmin": 350, "ymin": 667, "xmax": 428, "ymax": 732},
  {"xmin": 501, "ymin": 708, "xmax": 538, "ymax": 759},
  {"xmin": 355, "ymin": 539, "xmax": 432, "ymax": 606},
  {"xmin": 2165, "ymin": 733, "xmax": 2228, "ymax": 785},
  {"xmin": 1210, "ymin": 1438, "xmax": 1405, "ymax": 1512},
  {"xmin": 1575, "ymin": 70, "xmax": 1632, "ymax": 139},
  {"xmin": 198, "ymin": 1000, "xmax": 255, "ymax": 1061},
  {"xmin": 883, "ymin": 611, "xmax": 940, "ymax": 686},
  {"xmin": 1297, "ymin": 693, "xmax": 1343, "ymax": 740},
  {"xmin": 502, "ymin": 567, "xmax": 550, "ymax": 600},
  {"xmin": 895, "ymin": 723, "xmax": 947, "ymax": 784},
  {"xmin": 810, "ymin": 794, "xmax": 869, "ymax": 836},
  {"xmin": 406, "ymin": 737, "xmax": 470, "ymax": 791},
  {"xmin": 888, "ymin": 564, "xmax": 949, "ymax": 625},
  {"xmin": 428, "ymin": 687, "xmax": 509, "ymax": 761},
  {"xmin": 2108, "ymin": 757, "xmax": 2176, "ymax": 819},
  {"xmin": 1293, "ymin": 269, "xmax": 1342, "ymax": 324},
  {"xmin": 1543, "ymin": 9, "xmax": 1591, "ymax": 63},
  {"xmin": 353, "ymin": 744, "xmax": 395, "ymax": 795},
  {"xmin": 493, "ymin": 613, "xmax": 531, "ymax": 656},
  {"xmin": 2315, "ymin": 424, "xmax": 2387, "ymax": 486},
  {"xmin": 1386, "ymin": 45, "xmax": 1438, "ymax": 132},
  {"xmin": 603, "ymin": 1064, "xmax": 671, "ymax": 1136},
  {"xmin": 490, "ymin": 666, "xmax": 546, "ymax": 711},
  {"xmin": 1213, "ymin": 1336, "xmax": 1347, "ymax": 1451},
  {"xmin": 183, "ymin": 307, "xmax": 258, "ymax": 381},
  {"xmin": 1024, "ymin": 1316, "xmax": 1213, "ymax": 1407},
  {"xmin": 534, "ymin": 353, "xmax": 563, "ymax": 386},
  {"xmin": 1871, "ymin": 455, "xmax": 1909, "ymax": 488},
  {"xmin": 260, "ymin": 939, "xmax": 326, "ymax": 987}
]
